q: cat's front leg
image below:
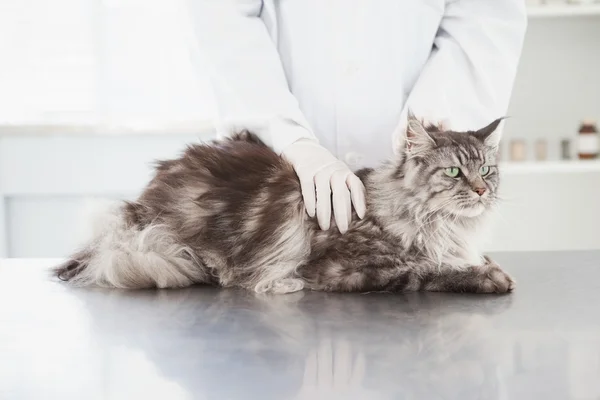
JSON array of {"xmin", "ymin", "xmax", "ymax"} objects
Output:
[{"xmin": 423, "ymin": 256, "xmax": 515, "ymax": 294}]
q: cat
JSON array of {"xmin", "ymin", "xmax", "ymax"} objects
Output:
[{"xmin": 54, "ymin": 113, "xmax": 514, "ymax": 295}]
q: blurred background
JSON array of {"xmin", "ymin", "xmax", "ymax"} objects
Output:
[{"xmin": 0, "ymin": 0, "xmax": 599, "ymax": 258}]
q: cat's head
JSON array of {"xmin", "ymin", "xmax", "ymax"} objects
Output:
[{"xmin": 400, "ymin": 112, "xmax": 503, "ymax": 218}]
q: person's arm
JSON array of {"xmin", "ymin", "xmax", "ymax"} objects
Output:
[
  {"xmin": 185, "ymin": 0, "xmax": 313, "ymax": 151},
  {"xmin": 395, "ymin": 0, "xmax": 527, "ymax": 139},
  {"xmin": 185, "ymin": 0, "xmax": 365, "ymax": 233}
]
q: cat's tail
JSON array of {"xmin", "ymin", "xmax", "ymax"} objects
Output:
[{"xmin": 52, "ymin": 201, "xmax": 208, "ymax": 289}]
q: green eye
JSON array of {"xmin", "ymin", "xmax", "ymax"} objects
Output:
[
  {"xmin": 479, "ymin": 166, "xmax": 491, "ymax": 176},
  {"xmin": 444, "ymin": 167, "xmax": 460, "ymax": 178}
]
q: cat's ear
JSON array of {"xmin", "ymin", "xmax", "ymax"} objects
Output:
[
  {"xmin": 473, "ymin": 117, "xmax": 505, "ymax": 148},
  {"xmin": 405, "ymin": 110, "xmax": 435, "ymax": 154}
]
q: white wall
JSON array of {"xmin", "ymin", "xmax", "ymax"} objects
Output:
[
  {"xmin": 488, "ymin": 166, "xmax": 600, "ymax": 252},
  {"xmin": 2, "ymin": 12, "xmax": 600, "ymax": 257},
  {"xmin": 503, "ymin": 16, "xmax": 600, "ymax": 160},
  {"xmin": 1, "ymin": 133, "xmax": 599, "ymax": 258},
  {"xmin": 0, "ymin": 0, "xmax": 217, "ymax": 126},
  {"xmin": 0, "ymin": 132, "xmax": 205, "ymax": 257}
]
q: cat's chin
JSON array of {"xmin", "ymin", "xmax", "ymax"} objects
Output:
[{"xmin": 449, "ymin": 203, "xmax": 486, "ymax": 218}]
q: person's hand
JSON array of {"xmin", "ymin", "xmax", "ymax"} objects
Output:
[
  {"xmin": 292, "ymin": 339, "xmax": 389, "ymax": 400},
  {"xmin": 281, "ymin": 139, "xmax": 366, "ymax": 233}
]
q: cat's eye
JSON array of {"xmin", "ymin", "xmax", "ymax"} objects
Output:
[
  {"xmin": 444, "ymin": 167, "xmax": 460, "ymax": 178},
  {"xmin": 479, "ymin": 166, "xmax": 491, "ymax": 176}
]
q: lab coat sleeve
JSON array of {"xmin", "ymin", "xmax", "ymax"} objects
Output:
[
  {"xmin": 185, "ymin": 0, "xmax": 317, "ymax": 154},
  {"xmin": 397, "ymin": 0, "xmax": 527, "ymax": 137}
]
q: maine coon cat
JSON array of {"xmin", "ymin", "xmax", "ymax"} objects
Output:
[{"xmin": 54, "ymin": 113, "xmax": 514, "ymax": 294}]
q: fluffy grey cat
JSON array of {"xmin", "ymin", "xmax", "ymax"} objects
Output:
[{"xmin": 54, "ymin": 114, "xmax": 514, "ymax": 295}]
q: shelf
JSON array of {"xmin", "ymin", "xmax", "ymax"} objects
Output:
[
  {"xmin": 528, "ymin": 4, "xmax": 600, "ymax": 18},
  {"xmin": 500, "ymin": 160, "xmax": 600, "ymax": 174},
  {"xmin": 0, "ymin": 121, "xmax": 216, "ymax": 137}
]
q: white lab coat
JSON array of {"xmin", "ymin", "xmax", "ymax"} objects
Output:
[{"xmin": 186, "ymin": 0, "xmax": 527, "ymax": 168}]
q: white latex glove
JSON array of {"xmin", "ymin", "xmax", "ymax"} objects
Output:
[
  {"xmin": 293, "ymin": 339, "xmax": 390, "ymax": 400},
  {"xmin": 281, "ymin": 139, "xmax": 366, "ymax": 233}
]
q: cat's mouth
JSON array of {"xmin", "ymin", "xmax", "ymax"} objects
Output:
[{"xmin": 429, "ymin": 193, "xmax": 491, "ymax": 219}]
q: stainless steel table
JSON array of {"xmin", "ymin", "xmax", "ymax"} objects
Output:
[{"xmin": 1, "ymin": 252, "xmax": 599, "ymax": 400}]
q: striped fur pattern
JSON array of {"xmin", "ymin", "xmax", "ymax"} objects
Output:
[{"xmin": 54, "ymin": 115, "xmax": 514, "ymax": 294}]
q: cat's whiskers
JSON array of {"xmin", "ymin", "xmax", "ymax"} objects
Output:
[
  {"xmin": 428, "ymin": 203, "xmax": 471, "ymax": 270},
  {"xmin": 416, "ymin": 199, "xmax": 454, "ymax": 230},
  {"xmin": 493, "ymin": 194, "xmax": 514, "ymax": 206},
  {"xmin": 429, "ymin": 212, "xmax": 455, "ymax": 270},
  {"xmin": 419, "ymin": 211, "xmax": 453, "ymax": 236},
  {"xmin": 487, "ymin": 200, "xmax": 509, "ymax": 226},
  {"xmin": 416, "ymin": 200, "xmax": 461, "ymax": 264}
]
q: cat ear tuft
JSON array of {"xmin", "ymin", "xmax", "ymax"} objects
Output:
[
  {"xmin": 405, "ymin": 110, "xmax": 435, "ymax": 153},
  {"xmin": 474, "ymin": 117, "xmax": 506, "ymax": 148}
]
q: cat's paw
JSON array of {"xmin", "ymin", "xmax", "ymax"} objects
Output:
[
  {"xmin": 270, "ymin": 278, "xmax": 305, "ymax": 294},
  {"xmin": 476, "ymin": 259, "xmax": 515, "ymax": 294}
]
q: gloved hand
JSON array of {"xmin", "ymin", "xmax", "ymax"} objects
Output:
[{"xmin": 281, "ymin": 139, "xmax": 366, "ymax": 233}]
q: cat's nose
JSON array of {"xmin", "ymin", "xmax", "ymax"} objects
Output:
[{"xmin": 473, "ymin": 187, "xmax": 486, "ymax": 196}]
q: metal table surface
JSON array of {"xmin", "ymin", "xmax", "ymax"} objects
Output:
[{"xmin": 1, "ymin": 252, "xmax": 600, "ymax": 400}]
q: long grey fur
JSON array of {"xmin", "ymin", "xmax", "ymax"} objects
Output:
[{"xmin": 54, "ymin": 114, "xmax": 514, "ymax": 294}]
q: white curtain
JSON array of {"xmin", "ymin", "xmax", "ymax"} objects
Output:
[{"xmin": 0, "ymin": 0, "xmax": 216, "ymax": 131}]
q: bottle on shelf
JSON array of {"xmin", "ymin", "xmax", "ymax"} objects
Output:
[
  {"xmin": 561, "ymin": 139, "xmax": 572, "ymax": 160},
  {"xmin": 542, "ymin": 0, "xmax": 575, "ymax": 4},
  {"xmin": 577, "ymin": 119, "xmax": 599, "ymax": 160},
  {"xmin": 510, "ymin": 140, "xmax": 527, "ymax": 162},
  {"xmin": 535, "ymin": 139, "xmax": 548, "ymax": 161},
  {"xmin": 566, "ymin": 0, "xmax": 598, "ymax": 4}
]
